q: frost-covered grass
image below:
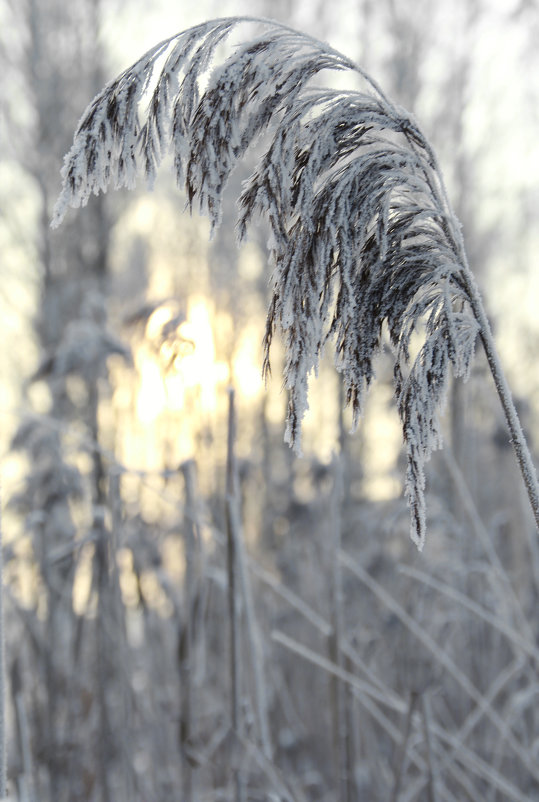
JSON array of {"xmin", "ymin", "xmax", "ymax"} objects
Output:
[{"xmin": 7, "ymin": 417, "xmax": 539, "ymax": 801}]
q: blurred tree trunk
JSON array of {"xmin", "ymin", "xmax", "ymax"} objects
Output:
[{"xmin": 4, "ymin": 1, "xmax": 117, "ymax": 798}]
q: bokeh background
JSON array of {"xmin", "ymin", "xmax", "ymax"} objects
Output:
[{"xmin": 1, "ymin": 0, "xmax": 539, "ymax": 800}]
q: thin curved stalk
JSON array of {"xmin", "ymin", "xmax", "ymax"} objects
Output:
[
  {"xmin": 462, "ymin": 268, "xmax": 539, "ymax": 531},
  {"xmin": 406, "ymin": 102, "xmax": 539, "ymax": 534}
]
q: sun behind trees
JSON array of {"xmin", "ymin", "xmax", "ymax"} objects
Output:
[{"xmin": 52, "ymin": 16, "xmax": 539, "ymax": 549}]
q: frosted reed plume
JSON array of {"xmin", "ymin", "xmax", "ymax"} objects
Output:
[{"xmin": 52, "ymin": 16, "xmax": 539, "ymax": 548}]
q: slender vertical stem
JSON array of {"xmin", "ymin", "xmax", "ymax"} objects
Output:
[
  {"xmin": 420, "ymin": 692, "xmax": 438, "ymax": 802},
  {"xmin": 391, "ymin": 691, "xmax": 417, "ymax": 802},
  {"xmin": 179, "ymin": 459, "xmax": 200, "ymax": 802},
  {"xmin": 89, "ymin": 379, "xmax": 112, "ymax": 802},
  {"xmin": 461, "ymin": 269, "xmax": 539, "ymax": 533},
  {"xmin": 226, "ymin": 389, "xmax": 246, "ymax": 802},
  {"xmin": 94, "ymin": 515, "xmax": 112, "ymax": 802},
  {"xmin": 328, "ymin": 457, "xmax": 349, "ymax": 802},
  {"xmin": 108, "ymin": 471, "xmax": 136, "ymax": 802},
  {"xmin": 232, "ymin": 497, "xmax": 273, "ymax": 759},
  {"xmin": 15, "ymin": 695, "xmax": 35, "ymax": 802},
  {"xmin": 12, "ymin": 658, "xmax": 36, "ymax": 802}
]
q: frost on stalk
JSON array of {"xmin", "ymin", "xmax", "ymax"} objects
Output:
[{"xmin": 53, "ymin": 16, "xmax": 481, "ymax": 547}]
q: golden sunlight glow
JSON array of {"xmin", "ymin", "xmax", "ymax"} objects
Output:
[
  {"xmin": 134, "ymin": 295, "xmax": 232, "ymax": 426},
  {"xmin": 232, "ymin": 324, "xmax": 264, "ymax": 400},
  {"xmin": 72, "ymin": 544, "xmax": 94, "ymax": 615},
  {"xmin": 136, "ymin": 358, "xmax": 167, "ymax": 423},
  {"xmin": 130, "ymin": 196, "xmax": 160, "ymax": 237},
  {"xmin": 173, "ymin": 296, "xmax": 227, "ymax": 414},
  {"xmin": 124, "ymin": 294, "xmax": 235, "ymax": 475},
  {"xmin": 362, "ymin": 383, "xmax": 403, "ymax": 501},
  {"xmin": 146, "ymin": 304, "xmax": 176, "ymax": 341}
]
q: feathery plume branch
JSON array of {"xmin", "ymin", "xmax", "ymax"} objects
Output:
[{"xmin": 52, "ymin": 16, "xmax": 539, "ymax": 548}]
